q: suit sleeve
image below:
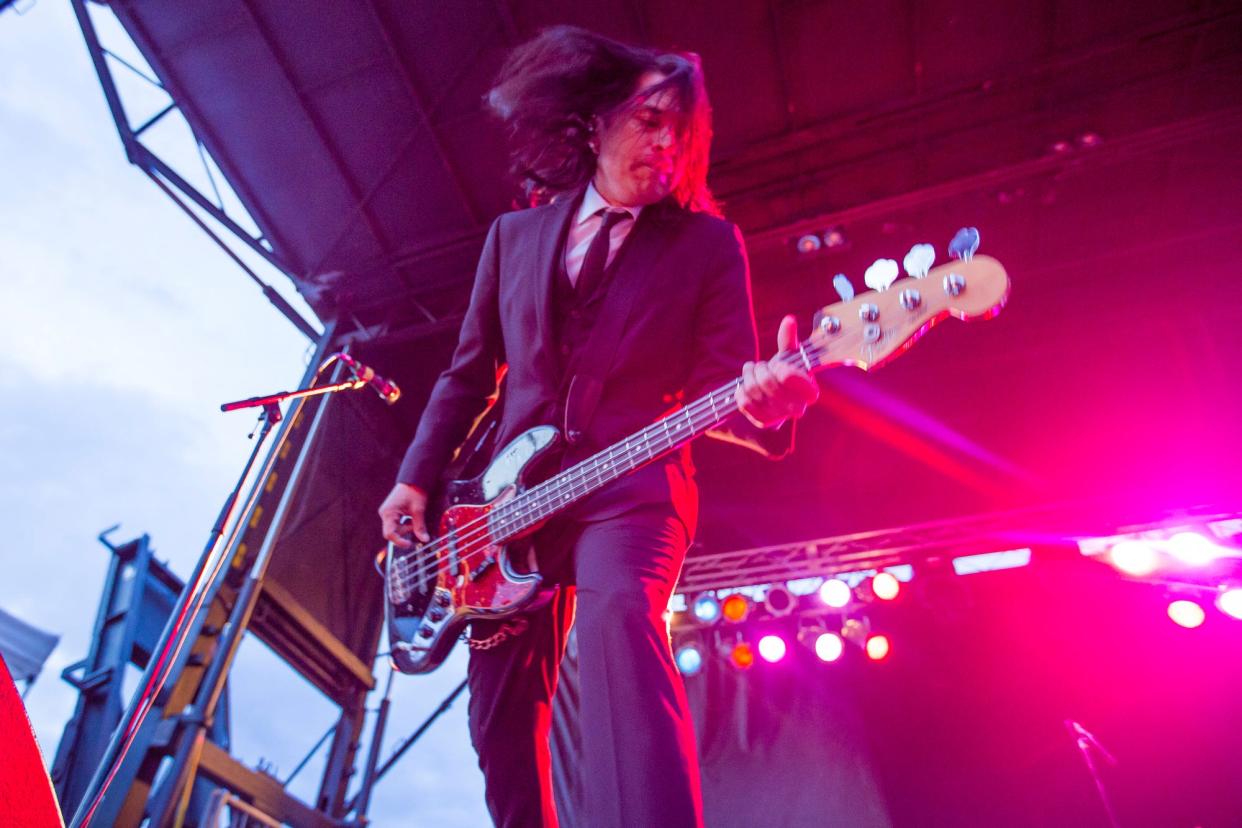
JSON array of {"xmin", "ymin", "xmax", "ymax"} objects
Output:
[
  {"xmin": 396, "ymin": 217, "xmax": 505, "ymax": 490},
  {"xmin": 684, "ymin": 221, "xmax": 794, "ymax": 460}
]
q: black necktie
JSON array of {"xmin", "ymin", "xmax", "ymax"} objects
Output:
[{"xmin": 576, "ymin": 209, "xmax": 629, "ymax": 297}]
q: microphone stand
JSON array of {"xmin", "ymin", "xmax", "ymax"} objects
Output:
[
  {"xmin": 71, "ymin": 351, "xmax": 376, "ymax": 827},
  {"xmin": 1065, "ymin": 718, "xmax": 1121, "ymax": 828},
  {"xmin": 219, "ymin": 375, "xmax": 367, "ymax": 414}
]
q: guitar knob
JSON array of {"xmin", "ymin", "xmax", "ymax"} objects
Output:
[
  {"xmin": 832, "ymin": 274, "xmax": 855, "ymax": 303},
  {"xmin": 859, "ymin": 304, "xmax": 879, "ymax": 322},
  {"xmin": 943, "ymin": 272, "xmax": 966, "ymax": 297},
  {"xmin": 899, "ymin": 288, "xmax": 922, "ymax": 310},
  {"xmin": 903, "ymin": 243, "xmax": 935, "ymax": 279},
  {"xmin": 864, "ymin": 259, "xmax": 899, "ymax": 292},
  {"xmin": 428, "ymin": 607, "xmax": 446, "ymax": 622},
  {"xmin": 436, "ymin": 592, "xmax": 452, "ymax": 608},
  {"xmin": 418, "ymin": 625, "xmax": 435, "ymax": 639},
  {"xmin": 818, "ymin": 314, "xmax": 841, "ymax": 334},
  {"xmin": 948, "ymin": 227, "xmax": 980, "ymax": 261}
]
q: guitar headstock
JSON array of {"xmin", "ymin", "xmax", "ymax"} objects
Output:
[{"xmin": 805, "ymin": 254, "xmax": 1009, "ymax": 372}]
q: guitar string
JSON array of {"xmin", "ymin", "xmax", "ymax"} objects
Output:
[
  {"xmin": 390, "ymin": 378, "xmax": 738, "ymax": 592},
  {"xmin": 389, "ymin": 341, "xmax": 834, "ymax": 592},
  {"xmin": 391, "ymin": 268, "xmax": 997, "ymax": 597},
  {"xmin": 390, "ymin": 341, "xmax": 840, "ymax": 591}
]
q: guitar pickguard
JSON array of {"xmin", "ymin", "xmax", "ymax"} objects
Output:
[{"xmin": 386, "ymin": 425, "xmax": 561, "ymax": 674}]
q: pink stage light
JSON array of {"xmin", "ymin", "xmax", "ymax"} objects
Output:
[
  {"xmin": 865, "ymin": 634, "xmax": 891, "ymax": 661},
  {"xmin": 1167, "ymin": 532, "xmax": 1221, "ymax": 567},
  {"xmin": 1217, "ymin": 588, "xmax": 1242, "ymax": 621},
  {"xmin": 872, "ymin": 572, "xmax": 900, "ymax": 601},
  {"xmin": 1167, "ymin": 599, "xmax": 1206, "ymax": 629},
  {"xmin": 1109, "ymin": 540, "xmax": 1159, "ymax": 576},
  {"xmin": 814, "ymin": 632, "xmax": 845, "ymax": 662},
  {"xmin": 819, "ymin": 578, "xmax": 852, "ymax": 608},
  {"xmin": 757, "ymin": 634, "xmax": 788, "ymax": 663}
]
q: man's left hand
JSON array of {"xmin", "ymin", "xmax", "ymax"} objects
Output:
[{"xmin": 736, "ymin": 315, "xmax": 820, "ymax": 429}]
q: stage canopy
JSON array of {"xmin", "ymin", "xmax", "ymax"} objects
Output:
[{"xmin": 100, "ymin": 0, "xmax": 1242, "ymax": 544}]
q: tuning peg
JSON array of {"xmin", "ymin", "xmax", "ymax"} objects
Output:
[
  {"xmin": 903, "ymin": 244, "xmax": 935, "ymax": 279},
  {"xmin": 864, "ymin": 258, "xmax": 899, "ymax": 292},
  {"xmin": 832, "ymin": 273, "xmax": 855, "ymax": 302},
  {"xmin": 948, "ymin": 227, "xmax": 980, "ymax": 261}
]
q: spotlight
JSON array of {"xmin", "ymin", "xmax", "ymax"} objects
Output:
[
  {"xmin": 819, "ymin": 578, "xmax": 852, "ymax": 608},
  {"xmin": 865, "ymin": 634, "xmax": 891, "ymax": 661},
  {"xmin": 764, "ymin": 585, "xmax": 796, "ymax": 617},
  {"xmin": 691, "ymin": 593, "xmax": 722, "ymax": 624},
  {"xmin": 1217, "ymin": 588, "xmax": 1242, "ymax": 621},
  {"xmin": 1109, "ymin": 540, "xmax": 1159, "ymax": 576},
  {"xmin": 841, "ymin": 617, "xmax": 868, "ymax": 647},
  {"xmin": 729, "ymin": 641, "xmax": 755, "ymax": 670},
  {"xmin": 795, "ymin": 233, "xmax": 822, "ymax": 254},
  {"xmin": 871, "ymin": 572, "xmax": 900, "ymax": 601},
  {"xmin": 721, "ymin": 594, "xmax": 750, "ymax": 623},
  {"xmin": 823, "ymin": 226, "xmax": 847, "ymax": 249},
  {"xmin": 1167, "ymin": 532, "xmax": 1221, "ymax": 567},
  {"xmin": 814, "ymin": 632, "xmax": 844, "ymax": 663},
  {"xmin": 675, "ymin": 644, "xmax": 704, "ymax": 676},
  {"xmin": 1167, "ymin": 599, "xmax": 1206, "ymax": 629},
  {"xmin": 757, "ymin": 634, "xmax": 788, "ymax": 663}
]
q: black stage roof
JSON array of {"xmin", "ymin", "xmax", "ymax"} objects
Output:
[
  {"xmin": 108, "ymin": 1, "xmax": 1242, "ymax": 324},
  {"xmin": 107, "ymin": 0, "xmax": 1242, "ymax": 546}
]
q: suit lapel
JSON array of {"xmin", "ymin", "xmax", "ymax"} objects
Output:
[{"xmin": 530, "ymin": 195, "xmax": 577, "ymax": 340}]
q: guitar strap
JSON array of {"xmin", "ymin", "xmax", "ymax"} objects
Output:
[{"xmin": 442, "ymin": 369, "xmax": 507, "ymax": 483}]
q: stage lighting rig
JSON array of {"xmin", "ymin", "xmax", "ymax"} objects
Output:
[
  {"xmin": 865, "ymin": 635, "xmax": 891, "ymax": 661},
  {"xmin": 1217, "ymin": 588, "xmax": 1242, "ymax": 620},
  {"xmin": 675, "ymin": 642, "xmax": 705, "ymax": 676},
  {"xmin": 798, "ymin": 624, "xmax": 845, "ymax": 663},
  {"xmin": 870, "ymin": 572, "xmax": 901, "ymax": 601},
  {"xmin": 721, "ymin": 593, "xmax": 751, "ymax": 624},
  {"xmin": 1167, "ymin": 599, "xmax": 1206, "ymax": 629},
  {"xmin": 818, "ymin": 578, "xmax": 852, "ymax": 609},
  {"xmin": 728, "ymin": 640, "xmax": 755, "ymax": 671},
  {"xmin": 691, "ymin": 593, "xmax": 722, "ymax": 624},
  {"xmin": 757, "ymin": 634, "xmax": 788, "ymax": 664},
  {"xmin": 790, "ymin": 225, "xmax": 848, "ymax": 255},
  {"xmin": 763, "ymin": 584, "xmax": 796, "ymax": 617}
]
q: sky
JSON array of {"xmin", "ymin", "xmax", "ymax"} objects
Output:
[{"xmin": 0, "ymin": 2, "xmax": 487, "ymax": 825}]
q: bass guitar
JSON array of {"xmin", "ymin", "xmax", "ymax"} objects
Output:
[{"xmin": 384, "ymin": 249, "xmax": 1009, "ymax": 674}]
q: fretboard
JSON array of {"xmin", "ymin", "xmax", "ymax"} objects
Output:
[{"xmin": 485, "ymin": 379, "xmax": 743, "ymax": 541}]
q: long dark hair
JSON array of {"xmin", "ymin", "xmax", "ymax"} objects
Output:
[{"xmin": 487, "ymin": 25, "xmax": 719, "ymax": 215}]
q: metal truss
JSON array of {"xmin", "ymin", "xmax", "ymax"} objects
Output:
[
  {"xmin": 69, "ymin": 0, "xmax": 320, "ymax": 342},
  {"xmin": 51, "ymin": 531, "xmax": 230, "ymax": 822},
  {"xmin": 677, "ymin": 500, "xmax": 1242, "ymax": 595}
]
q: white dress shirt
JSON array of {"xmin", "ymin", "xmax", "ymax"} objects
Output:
[{"xmin": 563, "ymin": 182, "xmax": 643, "ymax": 287}]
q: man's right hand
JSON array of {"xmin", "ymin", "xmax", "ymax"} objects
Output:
[{"xmin": 378, "ymin": 482, "xmax": 431, "ymax": 548}]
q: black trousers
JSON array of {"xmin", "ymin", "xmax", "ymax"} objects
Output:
[{"xmin": 466, "ymin": 503, "xmax": 704, "ymax": 828}]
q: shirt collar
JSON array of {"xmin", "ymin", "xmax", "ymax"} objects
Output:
[{"xmin": 576, "ymin": 181, "xmax": 644, "ymax": 226}]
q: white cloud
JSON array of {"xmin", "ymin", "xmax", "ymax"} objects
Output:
[{"xmin": 0, "ymin": 5, "xmax": 486, "ymax": 826}]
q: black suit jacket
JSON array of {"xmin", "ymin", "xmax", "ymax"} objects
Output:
[{"xmin": 397, "ymin": 193, "xmax": 791, "ymax": 527}]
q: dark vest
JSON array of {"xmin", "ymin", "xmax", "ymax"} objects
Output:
[{"xmin": 550, "ymin": 245, "xmax": 621, "ymax": 387}]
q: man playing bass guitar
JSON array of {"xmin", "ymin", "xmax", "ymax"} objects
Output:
[{"xmin": 378, "ymin": 26, "xmax": 817, "ymax": 828}]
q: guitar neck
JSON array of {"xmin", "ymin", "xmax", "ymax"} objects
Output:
[
  {"xmin": 492, "ymin": 377, "xmax": 745, "ymax": 538},
  {"xmin": 485, "ymin": 253, "xmax": 1011, "ymax": 540}
]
